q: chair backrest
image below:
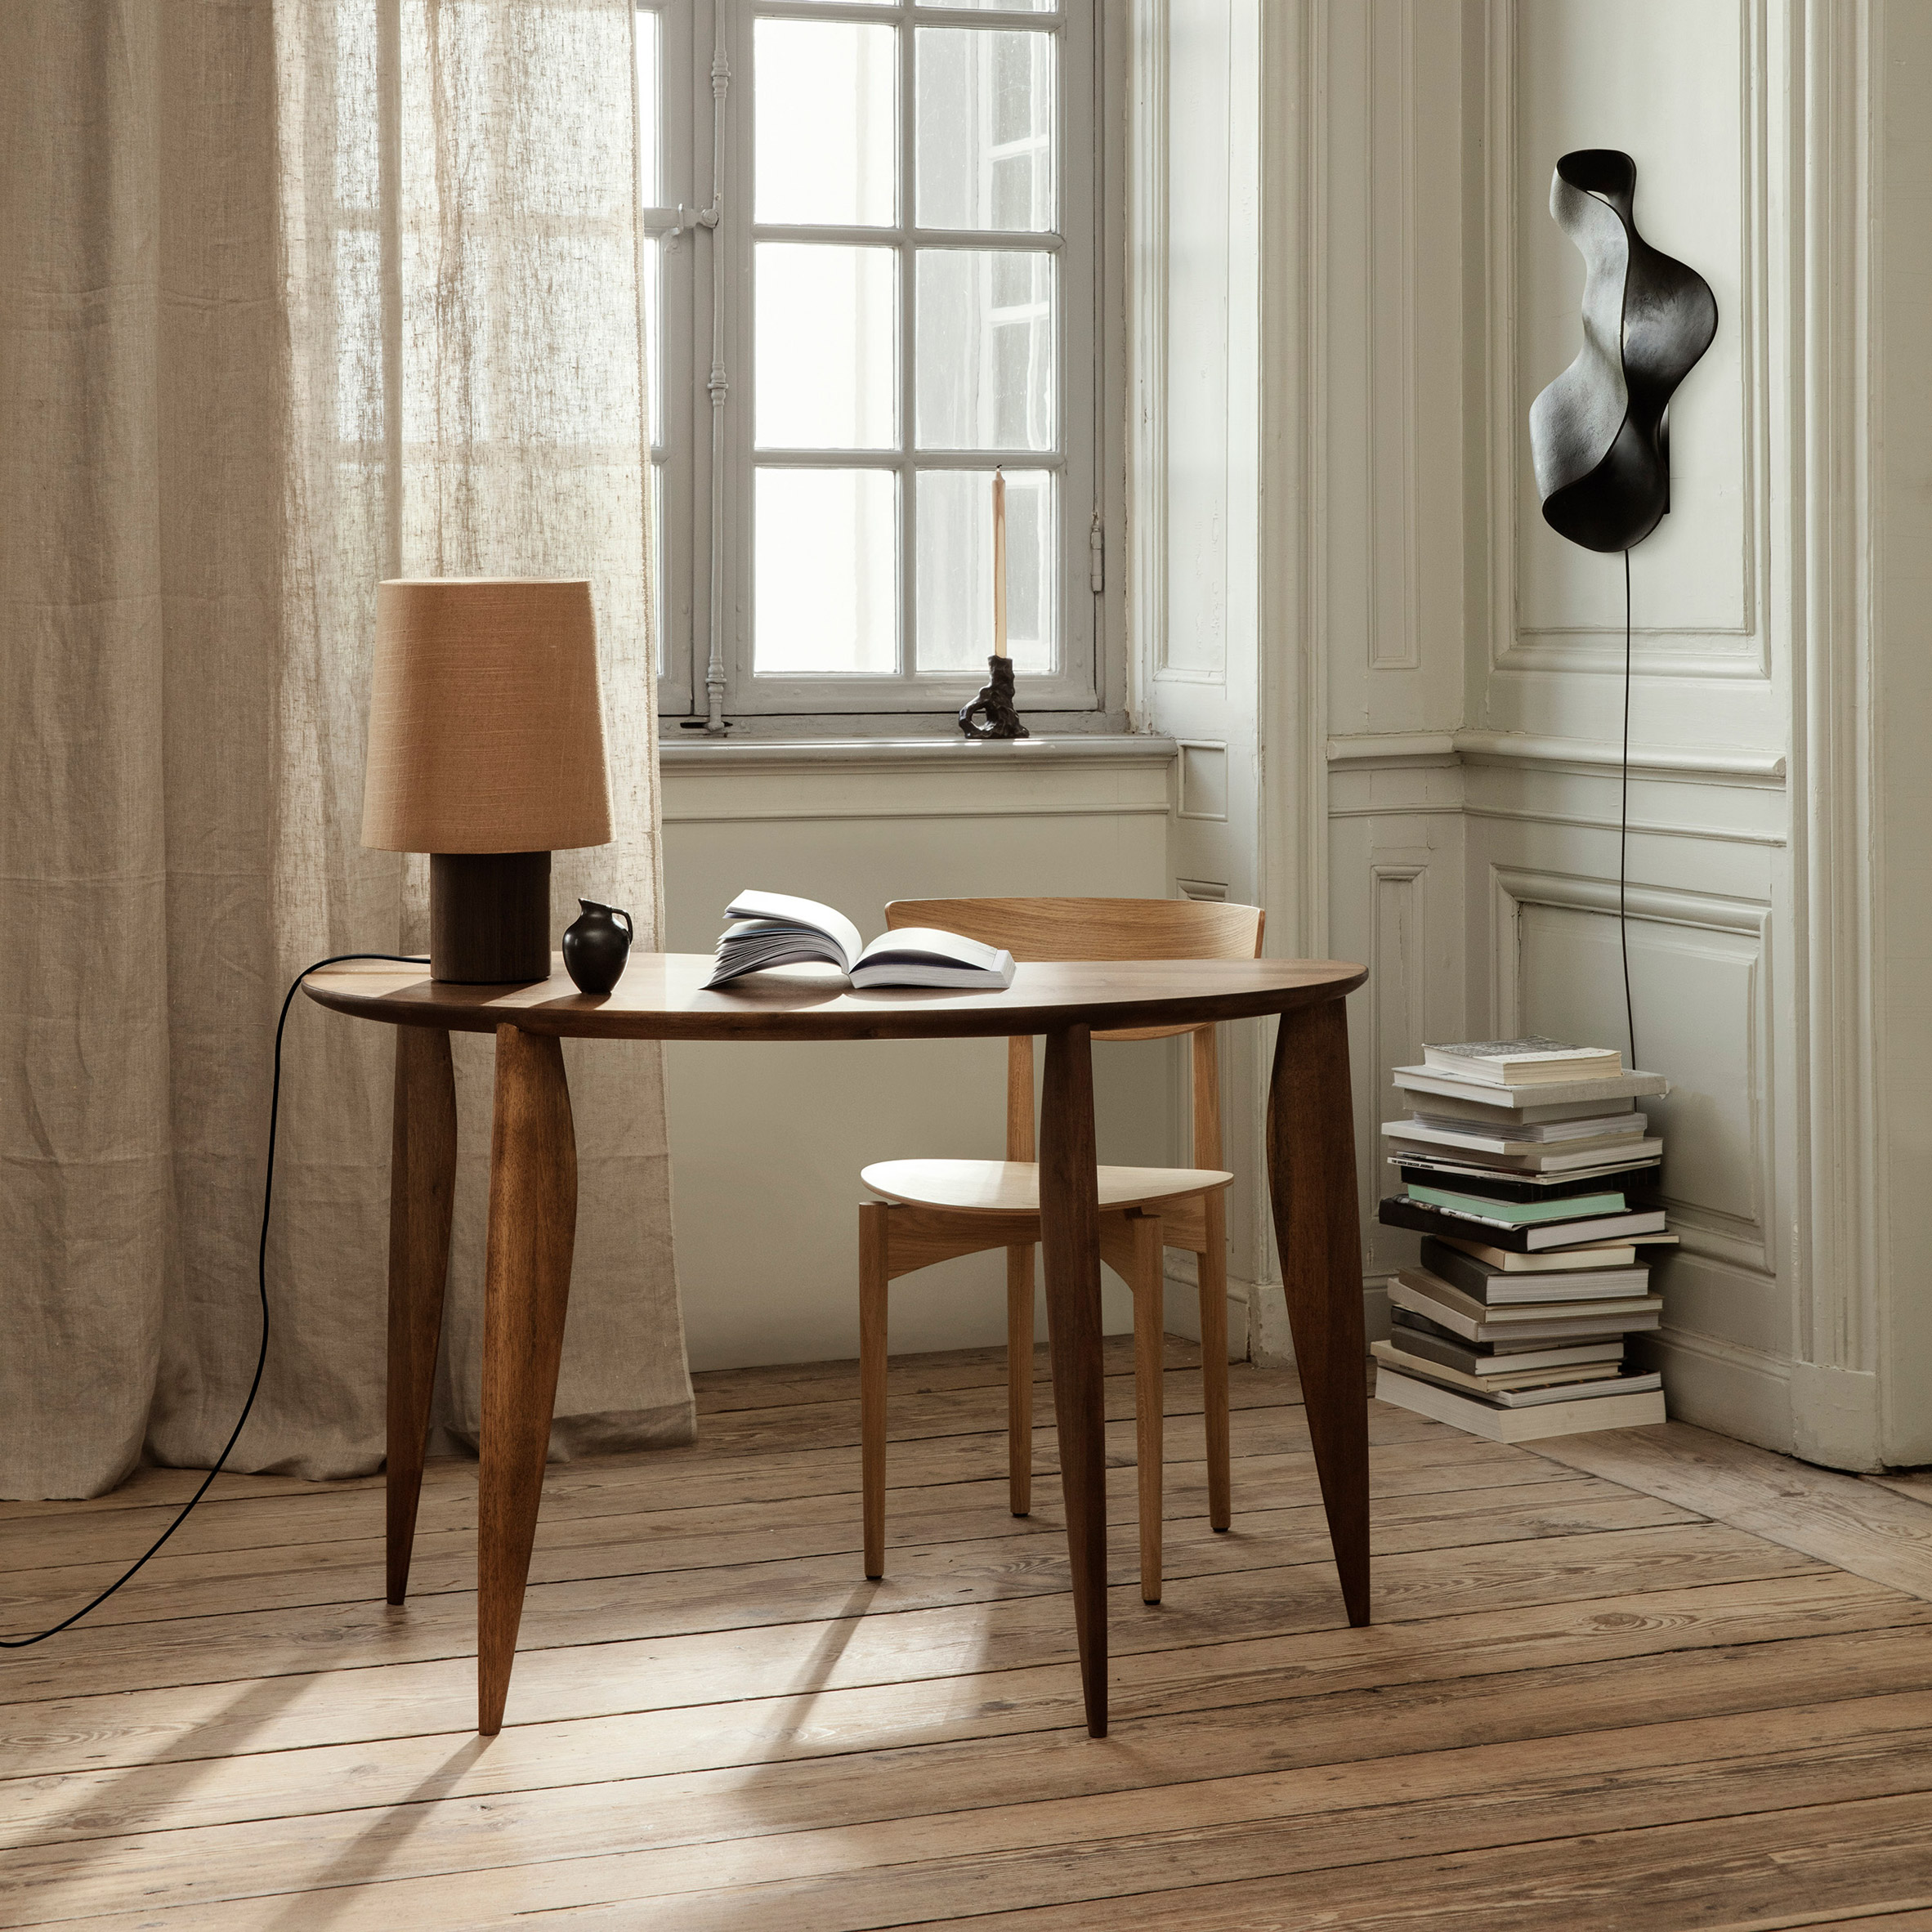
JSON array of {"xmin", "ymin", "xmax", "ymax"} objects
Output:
[
  {"xmin": 883, "ymin": 895, "xmax": 1263, "ymax": 965},
  {"xmin": 883, "ymin": 897, "xmax": 1264, "ymax": 1167}
]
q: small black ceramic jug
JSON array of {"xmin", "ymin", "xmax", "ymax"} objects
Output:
[{"xmin": 562, "ymin": 900, "xmax": 633, "ymax": 995}]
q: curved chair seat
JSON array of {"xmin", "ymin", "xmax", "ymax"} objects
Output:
[{"xmin": 861, "ymin": 1159, "xmax": 1234, "ymax": 1219}]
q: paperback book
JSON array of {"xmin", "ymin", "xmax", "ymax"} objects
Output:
[
  {"xmin": 704, "ymin": 891, "xmax": 1017, "ymax": 991},
  {"xmin": 1404, "ymin": 1183, "xmax": 1627, "ymax": 1226},
  {"xmin": 1378, "ymin": 1194, "xmax": 1667, "ymax": 1250},
  {"xmin": 1370, "ymin": 1341, "xmax": 1652, "ymax": 1407},
  {"xmin": 1421, "ymin": 1036, "xmax": 1624, "ymax": 1085},
  {"xmin": 1374, "ymin": 1365, "xmax": 1667, "ymax": 1441},
  {"xmin": 1430, "ymin": 1229, "xmax": 1677, "ymax": 1272},
  {"xmin": 1416, "ymin": 1238, "xmax": 1649, "ymax": 1304},
  {"xmin": 1388, "ymin": 1270, "xmax": 1660, "ymax": 1341},
  {"xmin": 1388, "ymin": 1311, "xmax": 1626, "ymax": 1377},
  {"xmin": 1395, "ymin": 1089, "xmax": 1644, "ymax": 1128},
  {"xmin": 1393, "ymin": 1160, "xmax": 1658, "ymax": 1201},
  {"xmin": 1393, "ymin": 1065, "xmax": 1671, "ymax": 1110},
  {"xmin": 1382, "ymin": 1120, "xmax": 1666, "ymax": 1171}
]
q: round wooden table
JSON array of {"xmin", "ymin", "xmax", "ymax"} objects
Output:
[{"xmin": 305, "ymin": 951, "xmax": 1371, "ymax": 1737}]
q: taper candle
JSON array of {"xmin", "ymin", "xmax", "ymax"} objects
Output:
[{"xmin": 992, "ymin": 468, "xmax": 1008, "ymax": 658}]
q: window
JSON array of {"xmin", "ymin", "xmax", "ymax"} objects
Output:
[{"xmin": 640, "ymin": 0, "xmax": 1104, "ymax": 729}]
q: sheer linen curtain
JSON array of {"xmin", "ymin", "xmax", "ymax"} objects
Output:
[{"xmin": 0, "ymin": 1, "xmax": 691, "ymax": 1500}]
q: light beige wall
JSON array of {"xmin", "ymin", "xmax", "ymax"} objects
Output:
[{"xmin": 657, "ymin": 742, "xmax": 1179, "ymax": 1371}]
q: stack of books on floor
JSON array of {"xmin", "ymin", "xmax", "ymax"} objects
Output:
[{"xmin": 1372, "ymin": 1035, "xmax": 1674, "ymax": 1442}]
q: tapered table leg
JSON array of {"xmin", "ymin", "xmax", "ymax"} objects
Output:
[
  {"xmin": 1039, "ymin": 1024, "xmax": 1108, "ymax": 1737},
  {"xmin": 387, "ymin": 1026, "xmax": 457, "ymax": 1605},
  {"xmin": 478, "ymin": 1023, "xmax": 578, "ymax": 1735},
  {"xmin": 1267, "ymin": 995, "xmax": 1370, "ymax": 1626}
]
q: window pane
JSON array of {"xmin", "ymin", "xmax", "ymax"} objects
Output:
[
  {"xmin": 757, "ymin": 244, "xmax": 897, "ymax": 449},
  {"xmin": 636, "ymin": 7, "xmax": 662, "ymax": 207},
  {"xmin": 756, "ymin": 469, "xmax": 899, "ymax": 675},
  {"xmin": 756, "ymin": 19, "xmax": 897, "ymax": 226},
  {"xmin": 917, "ymin": 469, "xmax": 1055, "ymax": 675},
  {"xmin": 916, "ymin": 250, "xmax": 1056, "ymax": 450},
  {"xmin": 916, "ymin": 29, "xmax": 1055, "ymax": 232}
]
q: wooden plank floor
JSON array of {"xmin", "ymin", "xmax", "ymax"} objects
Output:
[{"xmin": 7, "ymin": 1340, "xmax": 1932, "ymax": 1930}]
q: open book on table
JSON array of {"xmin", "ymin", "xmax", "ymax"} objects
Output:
[{"xmin": 703, "ymin": 890, "xmax": 1017, "ymax": 992}]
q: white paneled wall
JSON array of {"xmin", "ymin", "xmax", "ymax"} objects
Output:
[
  {"xmin": 659, "ymin": 741, "xmax": 1179, "ymax": 1371},
  {"xmin": 1131, "ymin": 0, "xmax": 1926, "ymax": 1466}
]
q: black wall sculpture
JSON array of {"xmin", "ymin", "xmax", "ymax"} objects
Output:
[{"xmin": 1529, "ymin": 150, "xmax": 1717, "ymax": 554}]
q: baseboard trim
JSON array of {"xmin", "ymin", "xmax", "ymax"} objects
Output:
[{"xmin": 1637, "ymin": 1325, "xmax": 1794, "ymax": 1454}]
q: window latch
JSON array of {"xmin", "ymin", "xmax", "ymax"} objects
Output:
[
  {"xmin": 671, "ymin": 39, "xmax": 730, "ymax": 244},
  {"xmin": 670, "ymin": 200, "xmax": 719, "ymax": 243}
]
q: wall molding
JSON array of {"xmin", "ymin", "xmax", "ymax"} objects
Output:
[
  {"xmin": 1644, "ymin": 1322, "xmax": 1793, "ymax": 1450},
  {"xmin": 1326, "ymin": 728, "xmax": 1786, "ymax": 782},
  {"xmin": 1452, "ymin": 730, "xmax": 1786, "ymax": 783},
  {"xmin": 1488, "ymin": 863, "xmax": 1776, "ymax": 1279},
  {"xmin": 1326, "ymin": 731, "xmax": 1459, "ymax": 767},
  {"xmin": 1481, "ymin": 0, "xmax": 1773, "ymax": 682},
  {"xmin": 1462, "ymin": 803, "xmax": 1787, "ymax": 851}
]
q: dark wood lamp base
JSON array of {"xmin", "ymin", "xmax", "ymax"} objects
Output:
[{"xmin": 430, "ymin": 852, "xmax": 552, "ymax": 984}]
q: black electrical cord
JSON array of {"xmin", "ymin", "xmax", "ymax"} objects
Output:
[
  {"xmin": 1619, "ymin": 548, "xmax": 1638, "ymax": 1075},
  {"xmin": 1, "ymin": 952, "xmax": 428, "ymax": 1647}
]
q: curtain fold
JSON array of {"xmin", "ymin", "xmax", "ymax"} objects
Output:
[{"xmin": 0, "ymin": 0, "xmax": 691, "ymax": 1500}]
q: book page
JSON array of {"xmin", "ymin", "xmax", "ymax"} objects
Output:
[
  {"xmin": 854, "ymin": 926, "xmax": 1008, "ymax": 973},
  {"xmin": 722, "ymin": 889, "xmax": 863, "ymax": 971}
]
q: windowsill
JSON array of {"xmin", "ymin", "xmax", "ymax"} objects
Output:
[{"xmin": 658, "ymin": 732, "xmax": 1178, "ymax": 771}]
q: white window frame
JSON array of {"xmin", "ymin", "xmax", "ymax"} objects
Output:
[
  {"xmin": 639, "ymin": 2, "xmax": 697, "ymax": 718},
  {"xmin": 646, "ymin": 0, "xmax": 1111, "ymax": 731}
]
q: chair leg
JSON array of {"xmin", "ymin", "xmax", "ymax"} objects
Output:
[
  {"xmin": 1130, "ymin": 1214, "xmax": 1165, "ymax": 1605},
  {"xmin": 1006, "ymin": 1244, "xmax": 1035, "ymax": 1516},
  {"xmin": 1198, "ymin": 1189, "xmax": 1232, "ymax": 1533},
  {"xmin": 860, "ymin": 1203, "xmax": 890, "ymax": 1581}
]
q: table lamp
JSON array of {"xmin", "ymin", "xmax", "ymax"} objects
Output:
[{"xmin": 360, "ymin": 578, "xmax": 613, "ymax": 984}]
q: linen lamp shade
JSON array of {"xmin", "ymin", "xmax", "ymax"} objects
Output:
[{"xmin": 361, "ymin": 578, "xmax": 614, "ymax": 983}]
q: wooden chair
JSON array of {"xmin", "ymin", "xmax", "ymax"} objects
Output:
[{"xmin": 857, "ymin": 896, "xmax": 1266, "ymax": 1605}]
